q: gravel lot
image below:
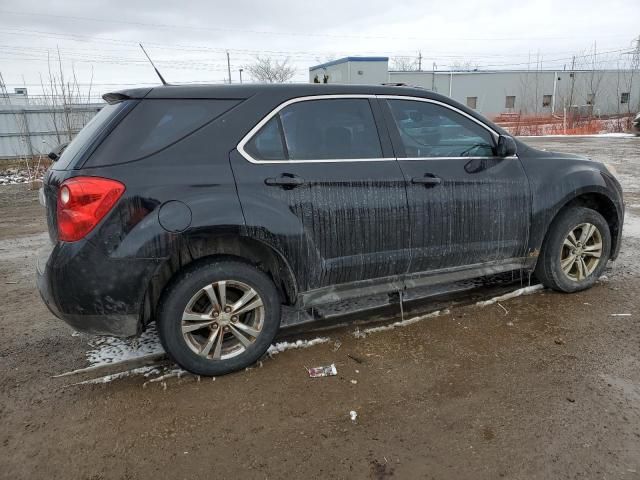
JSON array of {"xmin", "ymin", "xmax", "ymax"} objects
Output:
[{"xmin": 1, "ymin": 135, "xmax": 639, "ymax": 479}]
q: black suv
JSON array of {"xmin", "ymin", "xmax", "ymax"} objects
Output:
[{"xmin": 37, "ymin": 84, "xmax": 624, "ymax": 376}]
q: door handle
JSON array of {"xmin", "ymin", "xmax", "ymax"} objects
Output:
[
  {"xmin": 411, "ymin": 175, "xmax": 441, "ymax": 186},
  {"xmin": 264, "ymin": 175, "xmax": 306, "ymax": 188}
]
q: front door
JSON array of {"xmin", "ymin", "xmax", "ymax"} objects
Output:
[
  {"xmin": 380, "ymin": 96, "xmax": 531, "ymax": 274},
  {"xmin": 231, "ymin": 96, "xmax": 410, "ymax": 294}
]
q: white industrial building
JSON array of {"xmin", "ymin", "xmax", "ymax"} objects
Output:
[
  {"xmin": 309, "ymin": 57, "xmax": 639, "ymax": 118},
  {"xmin": 0, "ymin": 89, "xmax": 103, "ymax": 159}
]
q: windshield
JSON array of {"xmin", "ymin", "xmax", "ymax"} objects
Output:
[{"xmin": 52, "ymin": 102, "xmax": 126, "ymax": 170}]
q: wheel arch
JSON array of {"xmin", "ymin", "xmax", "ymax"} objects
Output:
[
  {"xmin": 141, "ymin": 233, "xmax": 298, "ymax": 327},
  {"xmin": 538, "ymin": 190, "xmax": 621, "ymax": 261}
]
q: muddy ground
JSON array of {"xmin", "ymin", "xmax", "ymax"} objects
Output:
[{"xmin": 1, "ymin": 136, "xmax": 640, "ymax": 479}]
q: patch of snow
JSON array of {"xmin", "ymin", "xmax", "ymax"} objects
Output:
[
  {"xmin": 267, "ymin": 337, "xmax": 330, "ymax": 355},
  {"xmin": 349, "ymin": 410, "xmax": 358, "ymax": 423},
  {"xmin": 624, "ymin": 212, "xmax": 640, "ymax": 239},
  {"xmin": 0, "ymin": 166, "xmax": 46, "ymax": 185},
  {"xmin": 144, "ymin": 368, "xmax": 186, "ymax": 384},
  {"xmin": 476, "ymin": 284, "xmax": 544, "ymax": 307},
  {"xmin": 85, "ymin": 324, "xmax": 164, "ymax": 368},
  {"xmin": 353, "ymin": 309, "xmax": 448, "ymax": 338},
  {"xmin": 71, "ymin": 366, "xmax": 160, "ymax": 386}
]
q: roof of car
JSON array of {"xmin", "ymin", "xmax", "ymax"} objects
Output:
[{"xmin": 106, "ymin": 82, "xmax": 446, "ymax": 102}]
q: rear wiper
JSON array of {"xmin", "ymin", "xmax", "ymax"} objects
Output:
[{"xmin": 48, "ymin": 142, "xmax": 69, "ymax": 161}]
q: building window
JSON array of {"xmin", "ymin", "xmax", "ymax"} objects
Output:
[
  {"xmin": 505, "ymin": 96, "xmax": 516, "ymax": 109},
  {"xmin": 587, "ymin": 93, "xmax": 595, "ymax": 106},
  {"xmin": 542, "ymin": 95, "xmax": 552, "ymax": 107},
  {"xmin": 621, "ymin": 92, "xmax": 630, "ymax": 104},
  {"xmin": 466, "ymin": 97, "xmax": 477, "ymax": 109}
]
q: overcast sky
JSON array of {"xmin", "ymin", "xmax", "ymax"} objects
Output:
[{"xmin": 0, "ymin": 0, "xmax": 638, "ymax": 99}]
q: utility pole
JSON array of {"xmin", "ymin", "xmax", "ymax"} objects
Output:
[
  {"xmin": 239, "ymin": 68, "xmax": 243, "ymax": 84},
  {"xmin": 567, "ymin": 55, "xmax": 576, "ymax": 115},
  {"xmin": 417, "ymin": 51, "xmax": 422, "ymax": 71},
  {"xmin": 227, "ymin": 51, "xmax": 232, "ymax": 84},
  {"xmin": 432, "ymin": 62, "xmax": 437, "ymax": 92},
  {"xmin": 621, "ymin": 35, "xmax": 640, "ymax": 112}
]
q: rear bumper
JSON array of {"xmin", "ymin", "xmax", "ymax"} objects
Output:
[{"xmin": 36, "ymin": 240, "xmax": 161, "ymax": 337}]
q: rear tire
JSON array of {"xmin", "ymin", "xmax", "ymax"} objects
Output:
[
  {"xmin": 535, "ymin": 206, "xmax": 611, "ymax": 293},
  {"xmin": 157, "ymin": 260, "xmax": 281, "ymax": 376}
]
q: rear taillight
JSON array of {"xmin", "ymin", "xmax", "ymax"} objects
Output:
[{"xmin": 57, "ymin": 176, "xmax": 125, "ymax": 242}]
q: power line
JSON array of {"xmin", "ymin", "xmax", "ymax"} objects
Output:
[
  {"xmin": 0, "ymin": 9, "xmax": 635, "ymax": 42},
  {"xmin": 0, "ymin": 26, "xmax": 633, "ymax": 63}
]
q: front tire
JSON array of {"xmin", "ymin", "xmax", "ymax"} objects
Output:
[
  {"xmin": 535, "ymin": 206, "xmax": 611, "ymax": 293},
  {"xmin": 157, "ymin": 260, "xmax": 281, "ymax": 376}
]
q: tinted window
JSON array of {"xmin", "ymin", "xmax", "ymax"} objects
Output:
[
  {"xmin": 244, "ymin": 99, "xmax": 383, "ymax": 161},
  {"xmin": 53, "ymin": 102, "xmax": 125, "ymax": 170},
  {"xmin": 244, "ymin": 117, "xmax": 286, "ymax": 161},
  {"xmin": 281, "ymin": 99, "xmax": 382, "ymax": 160},
  {"xmin": 87, "ymin": 99, "xmax": 239, "ymax": 166},
  {"xmin": 387, "ymin": 100, "xmax": 495, "ymax": 158}
]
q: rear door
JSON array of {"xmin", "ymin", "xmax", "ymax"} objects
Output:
[
  {"xmin": 231, "ymin": 95, "xmax": 410, "ymax": 294},
  {"xmin": 380, "ymin": 96, "xmax": 531, "ymax": 274}
]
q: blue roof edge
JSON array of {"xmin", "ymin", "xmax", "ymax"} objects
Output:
[{"xmin": 309, "ymin": 56, "xmax": 389, "ymax": 71}]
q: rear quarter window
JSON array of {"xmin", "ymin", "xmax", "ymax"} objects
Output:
[
  {"xmin": 85, "ymin": 99, "xmax": 240, "ymax": 166},
  {"xmin": 52, "ymin": 102, "xmax": 127, "ymax": 170}
]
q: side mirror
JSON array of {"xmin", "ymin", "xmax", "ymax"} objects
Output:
[{"xmin": 496, "ymin": 135, "xmax": 517, "ymax": 158}]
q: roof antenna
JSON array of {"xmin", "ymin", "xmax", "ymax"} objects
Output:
[{"xmin": 139, "ymin": 43, "xmax": 168, "ymax": 86}]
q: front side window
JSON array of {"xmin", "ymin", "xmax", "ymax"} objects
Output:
[
  {"xmin": 621, "ymin": 92, "xmax": 630, "ymax": 104},
  {"xmin": 386, "ymin": 99, "xmax": 495, "ymax": 158},
  {"xmin": 243, "ymin": 98, "xmax": 383, "ymax": 161}
]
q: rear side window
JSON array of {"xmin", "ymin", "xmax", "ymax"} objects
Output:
[
  {"xmin": 243, "ymin": 98, "xmax": 383, "ymax": 161},
  {"xmin": 87, "ymin": 99, "xmax": 240, "ymax": 166},
  {"xmin": 244, "ymin": 117, "xmax": 286, "ymax": 161}
]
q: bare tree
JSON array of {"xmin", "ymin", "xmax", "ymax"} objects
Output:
[
  {"xmin": 246, "ymin": 56, "xmax": 295, "ymax": 83},
  {"xmin": 450, "ymin": 60, "xmax": 479, "ymax": 71},
  {"xmin": 0, "ymin": 51, "xmax": 96, "ymax": 186},
  {"xmin": 390, "ymin": 56, "xmax": 419, "ymax": 72},
  {"xmin": 39, "ymin": 49, "xmax": 96, "ymax": 145}
]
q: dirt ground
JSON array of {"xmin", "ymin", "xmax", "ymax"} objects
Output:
[{"xmin": 1, "ymin": 136, "xmax": 640, "ymax": 480}]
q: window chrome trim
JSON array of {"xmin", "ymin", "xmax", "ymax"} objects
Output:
[
  {"xmin": 237, "ymin": 94, "xmax": 393, "ymax": 164},
  {"xmin": 378, "ymin": 94, "xmax": 501, "ymax": 139},
  {"xmin": 236, "ymin": 93, "xmax": 508, "ymax": 164}
]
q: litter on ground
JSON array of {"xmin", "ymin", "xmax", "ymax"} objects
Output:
[{"xmin": 307, "ymin": 364, "xmax": 337, "ymax": 378}]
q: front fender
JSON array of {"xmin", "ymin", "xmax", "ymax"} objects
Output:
[{"xmin": 522, "ymin": 156, "xmax": 624, "ymax": 261}]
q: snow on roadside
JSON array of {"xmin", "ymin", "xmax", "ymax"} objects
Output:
[
  {"xmin": 475, "ymin": 284, "xmax": 544, "ymax": 307},
  {"xmin": 353, "ymin": 309, "xmax": 449, "ymax": 338},
  {"xmin": 267, "ymin": 337, "xmax": 331, "ymax": 355},
  {"xmin": 71, "ymin": 366, "xmax": 161, "ymax": 386},
  {"xmin": 624, "ymin": 212, "xmax": 640, "ymax": 240},
  {"xmin": 86, "ymin": 324, "xmax": 164, "ymax": 368}
]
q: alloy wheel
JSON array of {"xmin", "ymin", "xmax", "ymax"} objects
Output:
[
  {"xmin": 560, "ymin": 223, "xmax": 603, "ymax": 282},
  {"xmin": 181, "ymin": 280, "xmax": 265, "ymax": 360}
]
